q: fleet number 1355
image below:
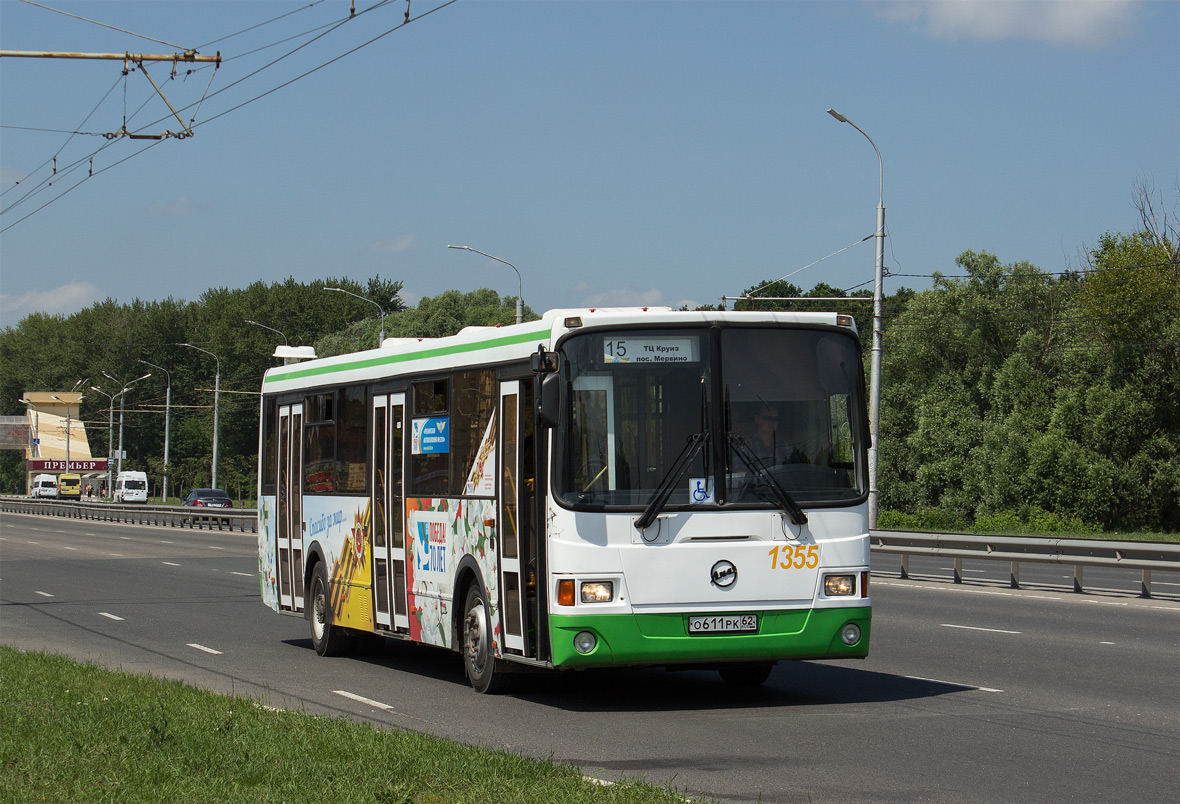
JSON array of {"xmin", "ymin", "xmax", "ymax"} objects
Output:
[{"xmin": 768, "ymin": 544, "xmax": 819, "ymax": 570}]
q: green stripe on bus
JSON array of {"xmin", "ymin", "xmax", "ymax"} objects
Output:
[{"xmin": 262, "ymin": 325, "xmax": 550, "ymax": 386}]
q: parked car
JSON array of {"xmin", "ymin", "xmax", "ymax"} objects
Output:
[{"xmin": 182, "ymin": 488, "xmax": 233, "ymax": 508}]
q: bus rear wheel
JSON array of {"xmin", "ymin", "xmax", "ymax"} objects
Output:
[
  {"xmin": 462, "ymin": 584, "xmax": 512, "ymax": 694},
  {"xmin": 309, "ymin": 562, "xmax": 351, "ymax": 657}
]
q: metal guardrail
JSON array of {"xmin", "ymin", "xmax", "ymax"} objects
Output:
[
  {"xmin": 3, "ymin": 499, "xmax": 1175, "ymax": 596},
  {"xmin": 0, "ymin": 496, "xmax": 257, "ymax": 533},
  {"xmin": 871, "ymin": 529, "xmax": 1179, "ymax": 598}
]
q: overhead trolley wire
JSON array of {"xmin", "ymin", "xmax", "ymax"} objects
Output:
[{"xmin": 1, "ymin": 0, "xmax": 455, "ymax": 230}]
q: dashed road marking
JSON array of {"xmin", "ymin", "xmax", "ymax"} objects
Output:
[
  {"xmin": 187, "ymin": 643, "xmax": 222, "ymax": 655},
  {"xmin": 941, "ymin": 623, "xmax": 1021, "ymax": 635}
]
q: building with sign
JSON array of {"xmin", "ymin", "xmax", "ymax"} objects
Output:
[{"xmin": 15, "ymin": 392, "xmax": 107, "ymax": 495}]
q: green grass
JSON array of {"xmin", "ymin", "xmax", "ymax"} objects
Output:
[{"xmin": 0, "ymin": 647, "xmax": 705, "ymax": 804}]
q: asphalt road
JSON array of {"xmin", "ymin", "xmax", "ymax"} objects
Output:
[{"xmin": 2, "ymin": 512, "xmax": 1177, "ymax": 803}]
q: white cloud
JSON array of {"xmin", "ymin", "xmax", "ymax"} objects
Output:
[
  {"xmin": 573, "ymin": 282, "xmax": 669, "ymax": 309},
  {"xmin": 878, "ymin": 0, "xmax": 1140, "ymax": 47},
  {"xmin": 369, "ymin": 233, "xmax": 418, "ymax": 254},
  {"xmin": 0, "ymin": 281, "xmax": 102, "ymax": 322}
]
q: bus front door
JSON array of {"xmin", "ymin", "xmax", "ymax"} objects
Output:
[
  {"xmin": 277, "ymin": 403, "xmax": 304, "ymax": 612},
  {"xmin": 372, "ymin": 393, "xmax": 409, "ymax": 632},
  {"xmin": 499, "ymin": 380, "xmax": 537, "ymax": 656}
]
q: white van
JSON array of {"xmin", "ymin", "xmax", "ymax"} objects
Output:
[
  {"xmin": 31, "ymin": 474, "xmax": 58, "ymax": 498},
  {"xmin": 114, "ymin": 471, "xmax": 149, "ymax": 503}
]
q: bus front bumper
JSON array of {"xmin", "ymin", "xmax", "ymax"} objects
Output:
[{"xmin": 548, "ymin": 606, "xmax": 871, "ymax": 669}]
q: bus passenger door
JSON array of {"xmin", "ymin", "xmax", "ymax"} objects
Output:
[
  {"xmin": 372, "ymin": 393, "xmax": 409, "ymax": 631},
  {"xmin": 498, "ymin": 381, "xmax": 532, "ymax": 654},
  {"xmin": 277, "ymin": 403, "xmax": 304, "ymax": 612}
]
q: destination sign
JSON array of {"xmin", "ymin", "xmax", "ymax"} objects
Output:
[{"xmin": 603, "ymin": 336, "xmax": 699, "ymax": 364}]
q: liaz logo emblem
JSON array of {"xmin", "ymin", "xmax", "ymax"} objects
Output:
[{"xmin": 710, "ymin": 560, "xmax": 737, "ymax": 588}]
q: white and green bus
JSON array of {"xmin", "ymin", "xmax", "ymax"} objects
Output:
[{"xmin": 258, "ymin": 307, "xmax": 872, "ymax": 692}]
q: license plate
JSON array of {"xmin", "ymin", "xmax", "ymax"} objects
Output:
[{"xmin": 687, "ymin": 614, "xmax": 758, "ymax": 634}]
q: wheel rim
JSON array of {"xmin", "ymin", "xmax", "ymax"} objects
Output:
[
  {"xmin": 465, "ymin": 600, "xmax": 489, "ymax": 674},
  {"xmin": 312, "ymin": 581, "xmax": 327, "ymax": 642}
]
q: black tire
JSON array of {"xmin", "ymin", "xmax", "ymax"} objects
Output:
[
  {"xmin": 718, "ymin": 662, "xmax": 774, "ymax": 687},
  {"xmin": 462, "ymin": 584, "xmax": 512, "ymax": 694},
  {"xmin": 309, "ymin": 561, "xmax": 351, "ymax": 657}
]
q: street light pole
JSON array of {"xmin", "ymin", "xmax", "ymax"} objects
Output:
[
  {"xmin": 827, "ymin": 108, "xmax": 885, "ymax": 527},
  {"xmin": 323, "ymin": 287, "xmax": 386, "ymax": 346},
  {"xmin": 102, "ymin": 371, "xmax": 151, "ymax": 480},
  {"xmin": 176, "ymin": 344, "xmax": 221, "ymax": 488},
  {"xmin": 89, "ymin": 386, "xmax": 116, "ymax": 496},
  {"xmin": 447, "ymin": 245, "xmax": 524, "ymax": 324},
  {"xmin": 244, "ymin": 319, "xmax": 289, "ymax": 346},
  {"xmin": 18, "ymin": 399, "xmax": 38, "ymax": 458},
  {"xmin": 138, "ymin": 359, "xmax": 172, "ymax": 503}
]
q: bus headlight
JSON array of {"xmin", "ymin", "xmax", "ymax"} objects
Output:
[
  {"xmin": 574, "ymin": 631, "xmax": 597, "ymax": 654},
  {"xmin": 841, "ymin": 624, "xmax": 861, "ymax": 645},
  {"xmin": 580, "ymin": 581, "xmax": 614, "ymax": 603},
  {"xmin": 824, "ymin": 574, "xmax": 856, "ymax": 596}
]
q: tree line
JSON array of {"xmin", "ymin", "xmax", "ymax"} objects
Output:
[{"xmin": 2, "ymin": 196, "xmax": 1176, "ymax": 531}]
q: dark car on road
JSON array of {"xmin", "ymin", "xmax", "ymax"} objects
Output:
[{"xmin": 182, "ymin": 488, "xmax": 233, "ymax": 508}]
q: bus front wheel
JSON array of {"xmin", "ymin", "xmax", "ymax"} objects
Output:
[{"xmin": 462, "ymin": 584, "xmax": 512, "ymax": 694}]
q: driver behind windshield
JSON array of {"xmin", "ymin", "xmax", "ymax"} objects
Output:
[{"xmin": 735, "ymin": 402, "xmax": 803, "ymax": 466}]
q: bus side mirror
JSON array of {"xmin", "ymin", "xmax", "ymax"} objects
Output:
[
  {"xmin": 530, "ymin": 346, "xmax": 559, "ymax": 374},
  {"xmin": 538, "ymin": 374, "xmax": 560, "ymax": 429}
]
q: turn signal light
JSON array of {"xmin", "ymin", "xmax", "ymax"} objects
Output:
[{"xmin": 557, "ymin": 579, "xmax": 576, "ymax": 607}]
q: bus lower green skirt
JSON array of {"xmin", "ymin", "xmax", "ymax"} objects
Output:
[{"xmin": 549, "ymin": 606, "xmax": 871, "ymax": 668}]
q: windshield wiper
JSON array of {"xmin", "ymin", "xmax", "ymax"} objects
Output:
[
  {"xmin": 634, "ymin": 432, "xmax": 709, "ymax": 531},
  {"xmin": 728, "ymin": 434, "xmax": 808, "ymax": 526}
]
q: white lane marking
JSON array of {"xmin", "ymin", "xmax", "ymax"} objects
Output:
[
  {"xmin": 26, "ymin": 541, "xmax": 39, "ymax": 545},
  {"xmin": 63, "ymin": 546, "xmax": 77, "ymax": 551},
  {"xmin": 34, "ymin": 591, "xmax": 54, "ymax": 598},
  {"xmin": 99, "ymin": 612, "xmax": 124, "ymax": 621},
  {"xmin": 334, "ymin": 690, "xmax": 397, "ymax": 712},
  {"xmin": 120, "ymin": 537, "xmax": 132, "ymax": 541},
  {"xmin": 187, "ymin": 643, "xmax": 222, "ymax": 655},
  {"xmin": 208, "ymin": 546, "xmax": 225, "ymax": 551},
  {"xmin": 159, "ymin": 540, "xmax": 173, "ymax": 544},
  {"xmin": 904, "ymin": 674, "xmax": 1004, "ymax": 693},
  {"xmin": 1151, "ymin": 606, "xmax": 1180, "ymax": 612},
  {"xmin": 104, "ymin": 553, "xmax": 123, "ymax": 557},
  {"xmin": 941, "ymin": 623, "xmax": 1021, "ymax": 635},
  {"xmin": 1100, "ymin": 641, "xmax": 1115, "ymax": 645},
  {"xmin": 162, "ymin": 561, "xmax": 181, "ymax": 567},
  {"xmin": 1082, "ymin": 600, "xmax": 1128, "ymax": 607},
  {"xmin": 232, "ymin": 572, "xmax": 253, "ymax": 577}
]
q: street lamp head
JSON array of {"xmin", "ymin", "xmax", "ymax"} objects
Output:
[{"xmin": 826, "ymin": 108, "xmax": 849, "ymax": 123}]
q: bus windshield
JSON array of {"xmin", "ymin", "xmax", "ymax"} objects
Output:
[{"xmin": 554, "ymin": 325, "xmax": 867, "ymax": 510}]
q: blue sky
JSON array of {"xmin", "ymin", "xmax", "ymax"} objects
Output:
[{"xmin": 2, "ymin": 0, "xmax": 1177, "ymax": 323}]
